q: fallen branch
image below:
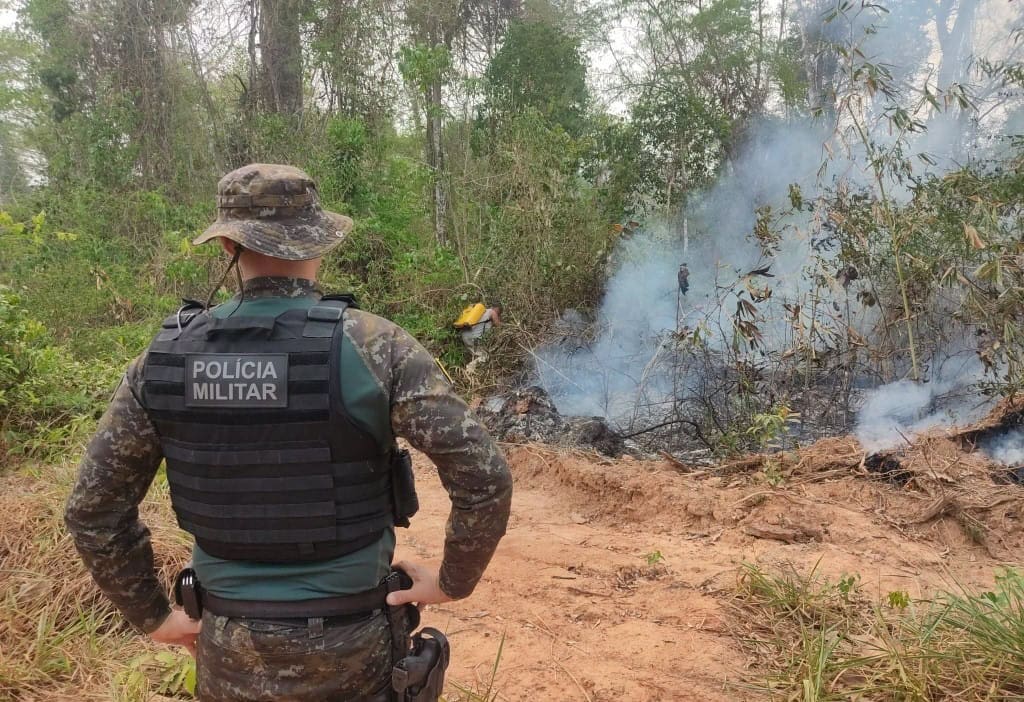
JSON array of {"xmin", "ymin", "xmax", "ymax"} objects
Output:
[{"xmin": 618, "ymin": 417, "xmax": 714, "ymax": 450}]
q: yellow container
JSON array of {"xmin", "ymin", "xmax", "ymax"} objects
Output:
[{"xmin": 453, "ymin": 303, "xmax": 486, "ymax": 328}]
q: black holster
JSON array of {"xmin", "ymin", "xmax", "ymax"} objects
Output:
[
  {"xmin": 392, "ymin": 628, "xmax": 450, "ymax": 702},
  {"xmin": 384, "ymin": 569, "xmax": 449, "ymax": 702}
]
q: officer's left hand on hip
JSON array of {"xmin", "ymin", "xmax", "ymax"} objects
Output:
[{"xmin": 150, "ymin": 607, "xmax": 203, "ymax": 657}]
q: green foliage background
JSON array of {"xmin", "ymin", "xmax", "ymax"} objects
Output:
[{"xmin": 0, "ymin": 0, "xmax": 1022, "ymax": 461}]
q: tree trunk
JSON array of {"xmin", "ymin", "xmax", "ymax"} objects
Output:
[
  {"xmin": 247, "ymin": 0, "xmax": 259, "ymax": 113},
  {"xmin": 934, "ymin": 0, "xmax": 979, "ymax": 155},
  {"xmin": 935, "ymin": 0, "xmax": 977, "ymax": 89},
  {"xmin": 260, "ymin": 0, "xmax": 304, "ymax": 115},
  {"xmin": 427, "ymin": 77, "xmax": 448, "ymax": 246},
  {"xmin": 115, "ymin": 0, "xmax": 173, "ymax": 186},
  {"xmin": 755, "ymin": 0, "xmax": 764, "ymax": 100},
  {"xmin": 185, "ymin": 18, "xmax": 226, "ymax": 173}
]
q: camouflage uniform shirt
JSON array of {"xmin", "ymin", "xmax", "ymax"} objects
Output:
[{"xmin": 65, "ymin": 276, "xmax": 513, "ymax": 632}]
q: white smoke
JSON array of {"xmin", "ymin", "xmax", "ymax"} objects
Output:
[
  {"xmin": 535, "ymin": 0, "xmax": 1021, "ymax": 431},
  {"xmin": 853, "ymin": 353, "xmax": 994, "ymax": 453},
  {"xmin": 535, "ymin": 118, "xmax": 837, "ymax": 421},
  {"xmin": 980, "ymin": 428, "xmax": 1024, "ymax": 465}
]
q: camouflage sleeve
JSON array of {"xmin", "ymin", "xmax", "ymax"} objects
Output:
[
  {"xmin": 345, "ymin": 311, "xmax": 513, "ymax": 599},
  {"xmin": 64, "ymin": 358, "xmax": 171, "ymax": 633}
]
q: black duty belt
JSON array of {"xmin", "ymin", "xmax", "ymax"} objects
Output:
[{"xmin": 201, "ymin": 582, "xmax": 390, "ymax": 619}]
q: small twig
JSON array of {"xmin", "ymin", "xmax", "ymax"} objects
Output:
[
  {"xmin": 551, "ymin": 658, "xmax": 594, "ymax": 702},
  {"xmin": 732, "ymin": 491, "xmax": 777, "ymax": 508},
  {"xmin": 977, "ymin": 495, "xmax": 1021, "ymax": 511},
  {"xmin": 658, "ymin": 450, "xmax": 689, "ymax": 471},
  {"xmin": 566, "ymin": 586, "xmax": 615, "ymax": 598},
  {"xmin": 618, "ymin": 418, "xmax": 687, "ymax": 439},
  {"xmin": 789, "ymin": 468, "xmax": 852, "ymax": 485},
  {"xmin": 912, "ymin": 495, "xmax": 957, "ymax": 523}
]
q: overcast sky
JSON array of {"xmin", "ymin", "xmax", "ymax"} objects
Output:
[{"xmin": 2, "ymin": 0, "xmax": 1019, "ymax": 117}]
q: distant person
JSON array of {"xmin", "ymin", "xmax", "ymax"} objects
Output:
[
  {"xmin": 678, "ymin": 263, "xmax": 690, "ymax": 296},
  {"xmin": 454, "ymin": 302, "xmax": 502, "ymax": 353}
]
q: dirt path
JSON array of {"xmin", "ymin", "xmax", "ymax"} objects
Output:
[{"xmin": 404, "ymin": 443, "xmax": 1022, "ymax": 702}]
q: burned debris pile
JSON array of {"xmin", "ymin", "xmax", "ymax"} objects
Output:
[
  {"xmin": 474, "ymin": 386, "xmax": 624, "ymax": 457},
  {"xmin": 954, "ymin": 401, "xmax": 1024, "ymax": 486},
  {"xmin": 862, "ymin": 451, "xmax": 912, "ymax": 486}
]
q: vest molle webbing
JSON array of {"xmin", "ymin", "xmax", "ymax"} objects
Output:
[{"xmin": 140, "ymin": 297, "xmax": 402, "ymax": 563}]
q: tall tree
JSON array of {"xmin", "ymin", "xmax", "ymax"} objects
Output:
[
  {"xmin": 483, "ymin": 19, "xmax": 589, "ymax": 136},
  {"xmin": 401, "ymin": 0, "xmax": 531, "ymax": 246},
  {"xmin": 402, "ymin": 0, "xmax": 464, "ymax": 247},
  {"xmin": 307, "ymin": 0, "xmax": 402, "ymax": 123},
  {"xmin": 259, "ymin": 0, "xmax": 305, "ymax": 115},
  {"xmin": 0, "ymin": 20, "xmax": 36, "ymax": 203},
  {"xmin": 19, "ymin": 0, "xmax": 220, "ymax": 192},
  {"xmin": 790, "ymin": 0, "xmax": 841, "ymax": 117},
  {"xmin": 607, "ymin": 0, "xmax": 799, "ymax": 209},
  {"xmin": 935, "ymin": 0, "xmax": 979, "ymax": 88}
]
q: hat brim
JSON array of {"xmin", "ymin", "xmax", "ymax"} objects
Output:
[{"xmin": 193, "ymin": 211, "xmax": 354, "ymax": 261}]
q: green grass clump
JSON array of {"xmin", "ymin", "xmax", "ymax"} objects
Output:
[
  {"xmin": 735, "ymin": 562, "xmax": 1024, "ymax": 701},
  {"xmin": 446, "ymin": 631, "xmax": 506, "ymax": 702}
]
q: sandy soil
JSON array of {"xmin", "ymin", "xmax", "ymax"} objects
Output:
[{"xmin": 404, "ymin": 440, "xmax": 1023, "ymax": 702}]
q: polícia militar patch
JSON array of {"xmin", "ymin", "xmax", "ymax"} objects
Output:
[{"xmin": 185, "ymin": 354, "xmax": 288, "ymax": 407}]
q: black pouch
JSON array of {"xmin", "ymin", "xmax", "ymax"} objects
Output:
[
  {"xmin": 392, "ymin": 628, "xmax": 450, "ymax": 702},
  {"xmin": 173, "ymin": 567, "xmax": 203, "ymax": 621},
  {"xmin": 391, "ymin": 449, "xmax": 419, "ymax": 528}
]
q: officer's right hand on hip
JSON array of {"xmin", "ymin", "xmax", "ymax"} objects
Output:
[
  {"xmin": 386, "ymin": 560, "xmax": 453, "ymax": 609},
  {"xmin": 150, "ymin": 607, "xmax": 202, "ymax": 656}
]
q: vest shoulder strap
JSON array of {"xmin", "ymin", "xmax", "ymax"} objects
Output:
[
  {"xmin": 320, "ymin": 293, "xmax": 360, "ymax": 309},
  {"xmin": 158, "ymin": 300, "xmax": 208, "ymax": 339},
  {"xmin": 304, "ymin": 295, "xmax": 356, "ymax": 338},
  {"xmin": 206, "ymin": 315, "xmax": 277, "ymax": 335}
]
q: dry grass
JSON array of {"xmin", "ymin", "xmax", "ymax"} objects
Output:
[
  {"xmin": 0, "ymin": 461, "xmax": 191, "ymax": 701},
  {"xmin": 734, "ymin": 562, "xmax": 1024, "ymax": 701}
]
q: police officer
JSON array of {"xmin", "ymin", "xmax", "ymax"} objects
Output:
[{"xmin": 65, "ymin": 164, "xmax": 513, "ymax": 701}]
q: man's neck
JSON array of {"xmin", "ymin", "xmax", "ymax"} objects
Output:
[{"xmin": 238, "ymin": 276, "xmax": 321, "ymax": 299}]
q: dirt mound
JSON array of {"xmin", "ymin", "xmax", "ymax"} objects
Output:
[{"xmin": 501, "ymin": 433, "xmax": 1024, "ymax": 559}]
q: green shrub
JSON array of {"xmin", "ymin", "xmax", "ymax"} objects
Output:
[
  {"xmin": 0, "ymin": 286, "xmax": 120, "ymax": 462},
  {"xmin": 454, "ymin": 109, "xmax": 615, "ymax": 323},
  {"xmin": 0, "ymin": 206, "xmax": 214, "ymax": 357}
]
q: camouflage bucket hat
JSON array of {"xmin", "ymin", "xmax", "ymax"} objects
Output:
[{"xmin": 193, "ymin": 163, "xmax": 353, "ymax": 261}]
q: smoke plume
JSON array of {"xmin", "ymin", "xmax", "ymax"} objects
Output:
[
  {"xmin": 980, "ymin": 428, "xmax": 1024, "ymax": 466},
  {"xmin": 853, "ymin": 353, "xmax": 993, "ymax": 452},
  {"xmin": 535, "ymin": 0, "xmax": 1019, "ymax": 438}
]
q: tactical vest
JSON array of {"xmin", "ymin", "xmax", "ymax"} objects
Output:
[{"xmin": 140, "ymin": 297, "xmax": 415, "ymax": 563}]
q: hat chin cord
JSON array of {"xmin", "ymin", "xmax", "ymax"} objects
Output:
[{"xmin": 205, "ymin": 245, "xmax": 245, "ymax": 312}]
